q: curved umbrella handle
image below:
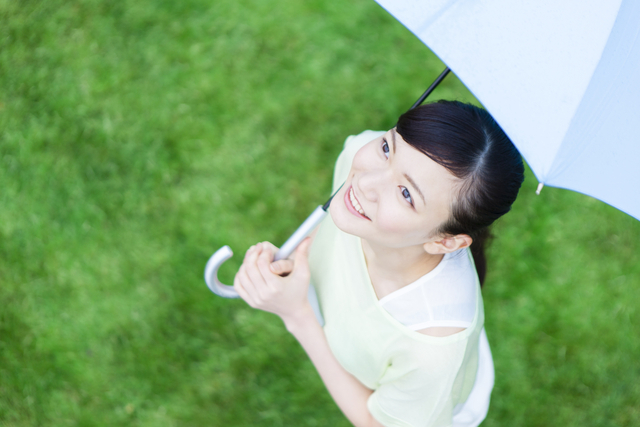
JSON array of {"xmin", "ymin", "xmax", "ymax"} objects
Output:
[
  {"xmin": 204, "ymin": 205, "xmax": 328, "ymax": 298},
  {"xmin": 204, "ymin": 245, "xmax": 239, "ymax": 298}
]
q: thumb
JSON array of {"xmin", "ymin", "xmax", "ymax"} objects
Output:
[
  {"xmin": 270, "ymin": 259, "xmax": 294, "ymax": 276},
  {"xmin": 292, "ymin": 237, "xmax": 312, "ymax": 272}
]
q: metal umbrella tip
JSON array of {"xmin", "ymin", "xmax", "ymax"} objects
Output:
[{"xmin": 536, "ymin": 182, "xmax": 544, "ymax": 195}]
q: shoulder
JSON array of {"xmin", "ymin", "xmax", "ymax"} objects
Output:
[{"xmin": 342, "ymin": 130, "xmax": 386, "ymax": 150}]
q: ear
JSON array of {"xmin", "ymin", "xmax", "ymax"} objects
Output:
[{"xmin": 423, "ymin": 234, "xmax": 473, "ymax": 255}]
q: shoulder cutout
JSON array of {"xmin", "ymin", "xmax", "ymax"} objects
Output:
[{"xmin": 417, "ymin": 326, "xmax": 466, "ymax": 337}]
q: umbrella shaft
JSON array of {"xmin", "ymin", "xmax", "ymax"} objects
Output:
[{"xmin": 411, "ymin": 67, "xmax": 451, "ymax": 110}]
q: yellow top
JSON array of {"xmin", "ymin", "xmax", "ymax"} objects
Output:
[{"xmin": 308, "ymin": 131, "xmax": 484, "ymax": 427}]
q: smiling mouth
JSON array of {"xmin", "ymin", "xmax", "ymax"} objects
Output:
[{"xmin": 345, "ymin": 186, "xmax": 370, "ymax": 220}]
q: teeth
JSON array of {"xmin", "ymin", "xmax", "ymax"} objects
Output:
[{"xmin": 349, "ymin": 188, "xmax": 367, "ymax": 217}]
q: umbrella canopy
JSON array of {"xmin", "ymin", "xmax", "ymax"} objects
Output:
[{"xmin": 375, "ymin": 0, "xmax": 640, "ymax": 221}]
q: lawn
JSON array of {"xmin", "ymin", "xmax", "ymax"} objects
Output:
[{"xmin": 1, "ymin": 1, "xmax": 639, "ymax": 426}]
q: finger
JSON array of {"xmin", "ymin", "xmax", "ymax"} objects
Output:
[
  {"xmin": 287, "ymin": 236, "xmax": 312, "ymax": 262},
  {"xmin": 292, "ymin": 237, "xmax": 312, "ymax": 279},
  {"xmin": 234, "ymin": 271, "xmax": 255, "ymax": 307},
  {"xmin": 260, "ymin": 241, "xmax": 280, "ymax": 259},
  {"xmin": 257, "ymin": 247, "xmax": 278, "ymax": 288},
  {"xmin": 257, "ymin": 241, "xmax": 292, "ymax": 275},
  {"xmin": 270, "ymin": 259, "xmax": 294, "ymax": 276},
  {"xmin": 243, "ymin": 245, "xmax": 256, "ymax": 263},
  {"xmin": 244, "ymin": 242, "xmax": 268, "ymax": 291},
  {"xmin": 237, "ymin": 264, "xmax": 259, "ymax": 298},
  {"xmin": 295, "ymin": 237, "xmax": 312, "ymax": 260}
]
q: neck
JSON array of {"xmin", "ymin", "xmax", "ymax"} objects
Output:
[{"xmin": 361, "ymin": 238, "xmax": 444, "ymax": 300}]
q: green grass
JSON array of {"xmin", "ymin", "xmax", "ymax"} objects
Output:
[{"xmin": 1, "ymin": 1, "xmax": 639, "ymax": 426}]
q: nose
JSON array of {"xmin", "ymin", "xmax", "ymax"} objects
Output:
[{"xmin": 356, "ymin": 167, "xmax": 390, "ymax": 203}]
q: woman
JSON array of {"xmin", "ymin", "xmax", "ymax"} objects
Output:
[{"xmin": 234, "ymin": 101, "xmax": 524, "ymax": 427}]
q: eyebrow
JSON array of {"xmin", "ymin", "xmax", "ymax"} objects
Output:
[{"xmin": 404, "ymin": 173, "xmax": 426, "ymax": 205}]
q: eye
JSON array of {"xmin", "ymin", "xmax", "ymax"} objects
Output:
[
  {"xmin": 381, "ymin": 139, "xmax": 390, "ymax": 159},
  {"xmin": 400, "ymin": 186, "xmax": 413, "ymax": 206}
]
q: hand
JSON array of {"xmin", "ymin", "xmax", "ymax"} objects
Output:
[{"xmin": 233, "ymin": 238, "xmax": 313, "ymax": 322}]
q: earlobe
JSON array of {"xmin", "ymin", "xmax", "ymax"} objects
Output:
[{"xmin": 423, "ymin": 234, "xmax": 473, "ymax": 254}]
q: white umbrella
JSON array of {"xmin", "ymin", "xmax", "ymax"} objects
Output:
[
  {"xmin": 205, "ymin": 0, "xmax": 640, "ymax": 297},
  {"xmin": 375, "ymin": 0, "xmax": 640, "ymax": 221}
]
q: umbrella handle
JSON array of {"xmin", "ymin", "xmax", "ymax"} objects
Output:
[{"xmin": 204, "ymin": 205, "xmax": 328, "ymax": 298}]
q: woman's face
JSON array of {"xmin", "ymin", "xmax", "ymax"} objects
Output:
[{"xmin": 330, "ymin": 128, "xmax": 460, "ymax": 249}]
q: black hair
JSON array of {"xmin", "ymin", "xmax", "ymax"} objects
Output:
[{"xmin": 396, "ymin": 100, "xmax": 524, "ymax": 286}]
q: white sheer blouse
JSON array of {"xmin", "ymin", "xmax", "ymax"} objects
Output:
[{"xmin": 378, "ymin": 248, "xmax": 478, "ymax": 331}]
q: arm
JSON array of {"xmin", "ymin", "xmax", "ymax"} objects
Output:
[{"xmin": 234, "ymin": 241, "xmax": 384, "ymax": 427}]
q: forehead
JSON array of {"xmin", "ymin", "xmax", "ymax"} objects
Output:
[{"xmin": 391, "ymin": 129, "xmax": 460, "ymax": 202}]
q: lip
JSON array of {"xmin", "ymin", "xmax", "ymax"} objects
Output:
[{"xmin": 344, "ymin": 185, "xmax": 371, "ymax": 220}]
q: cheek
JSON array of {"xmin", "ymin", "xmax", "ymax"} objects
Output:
[
  {"xmin": 374, "ymin": 202, "xmax": 413, "ymax": 233},
  {"xmin": 352, "ymin": 144, "xmax": 377, "ymax": 169},
  {"xmin": 375, "ymin": 202, "xmax": 438, "ymax": 240}
]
